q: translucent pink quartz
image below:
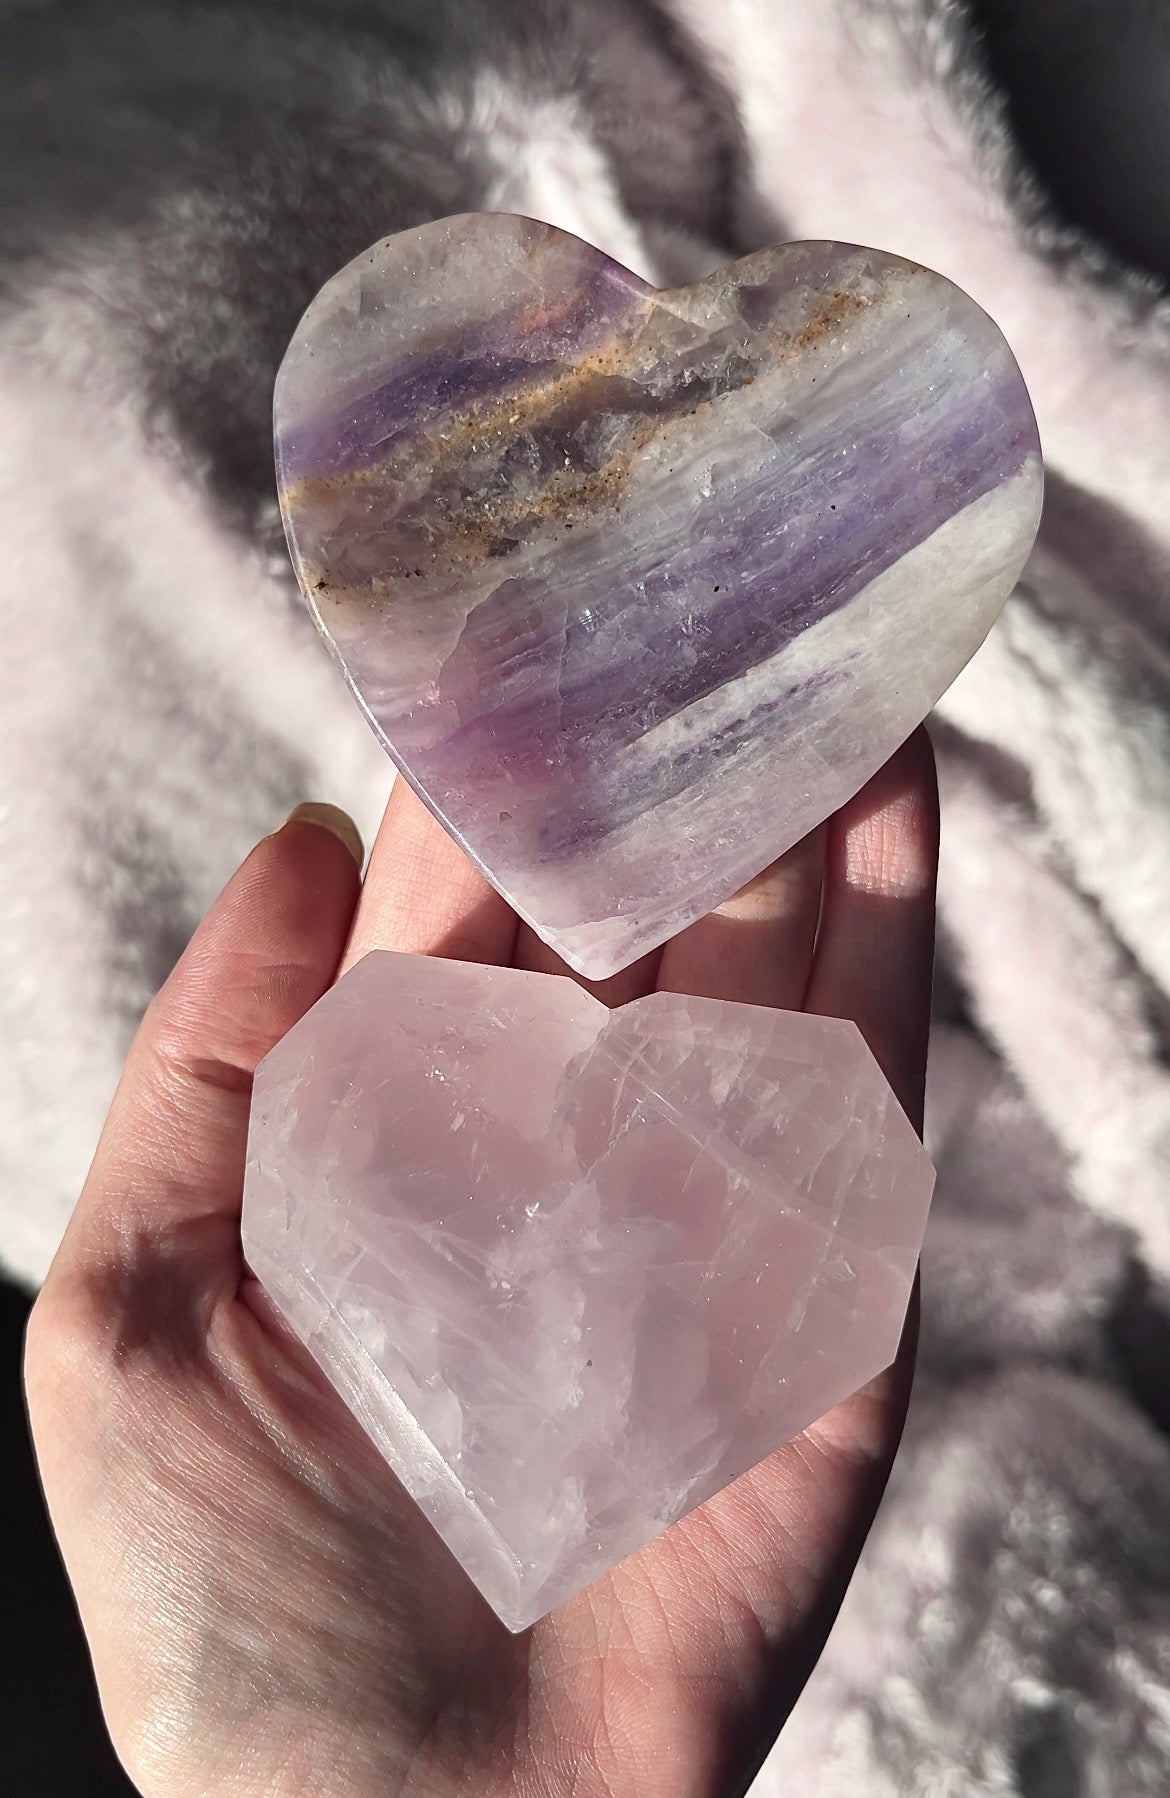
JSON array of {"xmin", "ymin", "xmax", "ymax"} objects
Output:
[{"xmin": 242, "ymin": 952, "xmax": 935, "ymax": 1632}]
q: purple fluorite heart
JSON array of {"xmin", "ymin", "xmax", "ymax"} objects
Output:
[{"xmin": 275, "ymin": 216, "xmax": 1042, "ymax": 976}]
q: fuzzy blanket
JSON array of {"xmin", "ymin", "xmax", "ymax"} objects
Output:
[{"xmin": 2, "ymin": 1, "xmax": 1168, "ymax": 1789}]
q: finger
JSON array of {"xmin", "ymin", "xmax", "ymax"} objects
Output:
[
  {"xmin": 340, "ymin": 777, "xmax": 517, "ymax": 975},
  {"xmin": 511, "ymin": 922, "xmax": 661, "ymax": 1007},
  {"xmin": 804, "ymin": 726, "xmax": 939, "ymax": 1128},
  {"xmin": 51, "ymin": 806, "xmax": 363, "ymax": 1277},
  {"xmin": 655, "ymin": 821, "xmax": 827, "ymax": 1006}
]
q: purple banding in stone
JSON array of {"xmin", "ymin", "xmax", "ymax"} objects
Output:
[
  {"xmin": 274, "ymin": 216, "xmax": 1044, "ymax": 978},
  {"xmin": 427, "ymin": 359, "xmax": 1033, "ymax": 794},
  {"xmin": 277, "ymin": 347, "xmax": 562, "ymax": 482},
  {"xmin": 277, "ymin": 241, "xmax": 651, "ymax": 483}
]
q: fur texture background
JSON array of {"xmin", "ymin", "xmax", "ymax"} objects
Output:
[{"xmin": 2, "ymin": 1, "xmax": 1169, "ymax": 1790}]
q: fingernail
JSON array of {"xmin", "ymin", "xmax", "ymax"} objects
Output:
[{"xmin": 282, "ymin": 802, "xmax": 364, "ymax": 869}]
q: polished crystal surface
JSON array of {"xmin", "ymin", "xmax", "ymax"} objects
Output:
[
  {"xmin": 275, "ymin": 215, "xmax": 1043, "ymax": 979},
  {"xmin": 241, "ymin": 951, "xmax": 936, "ymax": 1632}
]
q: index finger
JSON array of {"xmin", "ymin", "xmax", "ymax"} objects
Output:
[{"xmin": 339, "ymin": 777, "xmax": 517, "ymax": 975}]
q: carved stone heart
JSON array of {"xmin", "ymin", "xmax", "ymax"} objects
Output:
[
  {"xmin": 241, "ymin": 951, "xmax": 934, "ymax": 1629},
  {"xmin": 275, "ymin": 216, "xmax": 1042, "ymax": 977}
]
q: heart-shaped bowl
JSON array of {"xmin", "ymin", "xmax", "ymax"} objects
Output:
[{"xmin": 275, "ymin": 215, "xmax": 1042, "ymax": 977}]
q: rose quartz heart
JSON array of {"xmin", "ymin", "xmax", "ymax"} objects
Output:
[{"xmin": 242, "ymin": 951, "xmax": 934, "ymax": 1630}]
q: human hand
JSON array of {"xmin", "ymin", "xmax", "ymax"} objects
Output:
[{"xmin": 25, "ymin": 730, "xmax": 937, "ymax": 1798}]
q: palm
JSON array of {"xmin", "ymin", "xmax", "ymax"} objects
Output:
[{"xmin": 26, "ymin": 737, "xmax": 935, "ymax": 1798}]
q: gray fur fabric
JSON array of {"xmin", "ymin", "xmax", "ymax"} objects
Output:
[{"xmin": 2, "ymin": 1, "xmax": 1168, "ymax": 1790}]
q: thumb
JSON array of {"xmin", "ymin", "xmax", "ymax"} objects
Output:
[{"xmin": 44, "ymin": 805, "xmax": 362, "ymax": 1301}]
